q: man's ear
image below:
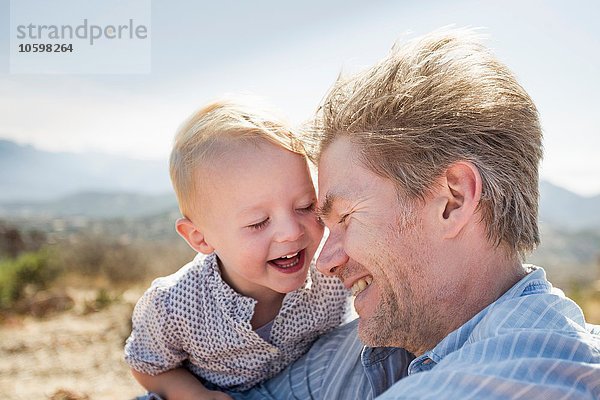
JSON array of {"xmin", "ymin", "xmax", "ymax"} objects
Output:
[
  {"xmin": 436, "ymin": 161, "xmax": 482, "ymax": 239},
  {"xmin": 175, "ymin": 218, "xmax": 215, "ymax": 254}
]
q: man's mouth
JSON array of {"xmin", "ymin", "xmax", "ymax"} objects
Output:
[
  {"xmin": 268, "ymin": 249, "xmax": 305, "ymax": 273},
  {"xmin": 351, "ymin": 275, "xmax": 373, "ymax": 296}
]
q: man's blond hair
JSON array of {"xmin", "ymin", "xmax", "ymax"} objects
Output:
[
  {"xmin": 170, "ymin": 98, "xmax": 306, "ymax": 219},
  {"xmin": 314, "ymin": 29, "xmax": 543, "ymax": 256}
]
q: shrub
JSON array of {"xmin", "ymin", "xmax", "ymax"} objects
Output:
[
  {"xmin": 56, "ymin": 236, "xmax": 150, "ymax": 285},
  {"xmin": 0, "ymin": 249, "xmax": 61, "ymax": 310},
  {"xmin": 0, "ymin": 221, "xmax": 47, "ymax": 259}
]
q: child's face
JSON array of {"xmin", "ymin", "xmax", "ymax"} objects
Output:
[{"xmin": 196, "ymin": 140, "xmax": 324, "ymax": 298}]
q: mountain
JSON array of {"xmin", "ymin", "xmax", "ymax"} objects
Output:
[
  {"xmin": 539, "ymin": 181, "xmax": 600, "ymax": 230},
  {"xmin": 1, "ymin": 139, "xmax": 600, "ymax": 229},
  {"xmin": 0, "ymin": 139, "xmax": 172, "ymax": 202},
  {"xmin": 527, "ymin": 222, "xmax": 600, "ymax": 284},
  {"xmin": 0, "ymin": 191, "xmax": 178, "ymax": 219}
]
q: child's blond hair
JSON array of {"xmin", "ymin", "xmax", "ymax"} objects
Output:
[{"xmin": 170, "ymin": 98, "xmax": 307, "ymax": 220}]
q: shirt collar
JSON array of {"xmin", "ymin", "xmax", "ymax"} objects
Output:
[
  {"xmin": 197, "ymin": 253, "xmax": 314, "ymax": 323},
  {"xmin": 198, "ymin": 253, "xmax": 256, "ymax": 323}
]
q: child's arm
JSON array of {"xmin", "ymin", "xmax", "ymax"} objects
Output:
[{"xmin": 131, "ymin": 367, "xmax": 233, "ymax": 400}]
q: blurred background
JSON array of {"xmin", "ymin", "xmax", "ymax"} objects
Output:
[{"xmin": 0, "ymin": 0, "xmax": 599, "ymax": 398}]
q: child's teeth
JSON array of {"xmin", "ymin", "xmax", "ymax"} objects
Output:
[{"xmin": 270, "ymin": 251, "xmax": 301, "ymax": 268}]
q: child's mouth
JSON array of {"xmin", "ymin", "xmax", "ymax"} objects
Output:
[{"xmin": 268, "ymin": 249, "xmax": 305, "ymax": 274}]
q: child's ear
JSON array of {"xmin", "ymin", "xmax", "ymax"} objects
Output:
[{"xmin": 176, "ymin": 218, "xmax": 215, "ymax": 254}]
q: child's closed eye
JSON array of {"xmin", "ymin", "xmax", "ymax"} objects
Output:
[
  {"xmin": 247, "ymin": 218, "xmax": 270, "ymax": 230},
  {"xmin": 297, "ymin": 203, "xmax": 316, "ymax": 213}
]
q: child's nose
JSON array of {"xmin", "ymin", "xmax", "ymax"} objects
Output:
[{"xmin": 274, "ymin": 216, "xmax": 304, "ymax": 243}]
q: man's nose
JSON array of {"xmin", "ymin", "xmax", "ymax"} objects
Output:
[
  {"xmin": 316, "ymin": 230, "xmax": 348, "ymax": 276},
  {"xmin": 274, "ymin": 216, "xmax": 304, "ymax": 243}
]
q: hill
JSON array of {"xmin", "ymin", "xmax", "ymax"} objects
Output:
[
  {"xmin": 0, "ymin": 139, "xmax": 171, "ymax": 202},
  {"xmin": 0, "ymin": 191, "xmax": 177, "ymax": 219},
  {"xmin": 539, "ymin": 180, "xmax": 600, "ymax": 230},
  {"xmin": 1, "ymin": 138, "xmax": 600, "ymax": 230}
]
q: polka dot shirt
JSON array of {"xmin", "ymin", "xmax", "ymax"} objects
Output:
[{"xmin": 124, "ymin": 253, "xmax": 350, "ymax": 391}]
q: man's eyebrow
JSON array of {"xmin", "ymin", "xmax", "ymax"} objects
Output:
[{"xmin": 316, "ymin": 192, "xmax": 339, "ymax": 220}]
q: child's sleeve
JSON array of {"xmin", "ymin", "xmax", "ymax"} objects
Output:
[{"xmin": 124, "ymin": 284, "xmax": 187, "ymax": 375}]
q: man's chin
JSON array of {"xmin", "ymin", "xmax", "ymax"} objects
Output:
[
  {"xmin": 356, "ymin": 300, "xmax": 408, "ymax": 348},
  {"xmin": 357, "ymin": 316, "xmax": 388, "ymax": 347}
]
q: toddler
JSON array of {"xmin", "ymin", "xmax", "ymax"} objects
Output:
[{"xmin": 124, "ymin": 99, "xmax": 348, "ymax": 400}]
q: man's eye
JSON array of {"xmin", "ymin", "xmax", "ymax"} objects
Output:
[
  {"xmin": 338, "ymin": 213, "xmax": 349, "ymax": 224},
  {"xmin": 248, "ymin": 218, "xmax": 269, "ymax": 230}
]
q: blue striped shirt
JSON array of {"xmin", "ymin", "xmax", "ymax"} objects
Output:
[{"xmin": 232, "ymin": 267, "xmax": 600, "ymax": 399}]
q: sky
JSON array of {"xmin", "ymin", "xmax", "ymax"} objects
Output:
[{"xmin": 0, "ymin": 0, "xmax": 599, "ymax": 196}]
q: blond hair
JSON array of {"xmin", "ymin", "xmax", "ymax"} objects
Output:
[
  {"xmin": 170, "ymin": 98, "xmax": 306, "ymax": 219},
  {"xmin": 314, "ymin": 29, "xmax": 543, "ymax": 256}
]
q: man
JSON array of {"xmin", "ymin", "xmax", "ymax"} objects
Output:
[{"xmin": 232, "ymin": 28, "xmax": 600, "ymax": 400}]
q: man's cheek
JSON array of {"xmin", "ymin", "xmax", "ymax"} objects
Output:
[{"xmin": 344, "ymin": 229, "xmax": 365, "ymax": 262}]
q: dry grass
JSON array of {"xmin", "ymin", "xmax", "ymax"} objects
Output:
[
  {"xmin": 566, "ymin": 282, "xmax": 600, "ymax": 325},
  {"xmin": 0, "ymin": 288, "xmax": 145, "ymax": 400}
]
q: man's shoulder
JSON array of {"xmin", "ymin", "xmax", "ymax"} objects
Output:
[
  {"xmin": 455, "ymin": 290, "xmax": 600, "ymax": 367},
  {"xmin": 471, "ymin": 289, "xmax": 590, "ymax": 341},
  {"xmin": 464, "ymin": 267, "xmax": 596, "ymax": 348}
]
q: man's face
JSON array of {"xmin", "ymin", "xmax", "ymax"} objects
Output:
[{"xmin": 316, "ymin": 137, "xmax": 452, "ymax": 354}]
